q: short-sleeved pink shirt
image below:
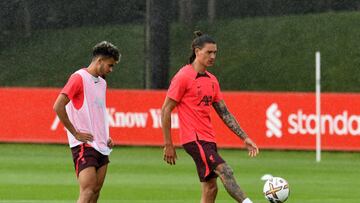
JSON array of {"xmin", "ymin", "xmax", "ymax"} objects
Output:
[
  {"xmin": 61, "ymin": 73, "xmax": 84, "ymax": 109},
  {"xmin": 60, "ymin": 68, "xmax": 111, "ymax": 155},
  {"xmin": 167, "ymin": 64, "xmax": 223, "ymax": 144}
]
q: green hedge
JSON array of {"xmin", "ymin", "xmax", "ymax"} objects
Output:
[{"xmin": 1, "ymin": 11, "xmax": 360, "ymax": 92}]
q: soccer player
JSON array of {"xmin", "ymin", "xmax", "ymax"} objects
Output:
[
  {"xmin": 53, "ymin": 41, "xmax": 120, "ymax": 203},
  {"xmin": 161, "ymin": 31, "xmax": 259, "ymax": 203}
]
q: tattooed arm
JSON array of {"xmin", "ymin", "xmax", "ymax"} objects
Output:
[
  {"xmin": 213, "ymin": 100, "xmax": 259, "ymax": 157},
  {"xmin": 212, "ymin": 100, "xmax": 248, "ymax": 140}
]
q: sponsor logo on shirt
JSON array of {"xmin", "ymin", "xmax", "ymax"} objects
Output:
[{"xmin": 198, "ymin": 95, "xmax": 213, "ymax": 106}]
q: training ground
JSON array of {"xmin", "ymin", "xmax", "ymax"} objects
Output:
[{"xmin": 0, "ymin": 144, "xmax": 359, "ymax": 203}]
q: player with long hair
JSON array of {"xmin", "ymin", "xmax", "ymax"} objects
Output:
[{"xmin": 161, "ymin": 31, "xmax": 259, "ymax": 203}]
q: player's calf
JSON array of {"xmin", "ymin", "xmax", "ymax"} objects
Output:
[
  {"xmin": 215, "ymin": 163, "xmax": 252, "ymax": 203},
  {"xmin": 201, "ymin": 178, "xmax": 218, "ymax": 203}
]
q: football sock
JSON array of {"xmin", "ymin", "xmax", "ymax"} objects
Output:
[{"xmin": 242, "ymin": 198, "xmax": 253, "ymax": 203}]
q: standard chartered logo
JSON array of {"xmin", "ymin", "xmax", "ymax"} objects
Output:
[
  {"xmin": 266, "ymin": 103, "xmax": 282, "ymax": 138},
  {"xmin": 264, "ymin": 102, "xmax": 360, "ymax": 137}
]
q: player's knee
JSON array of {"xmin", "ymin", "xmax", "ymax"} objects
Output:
[
  {"xmin": 208, "ymin": 184, "xmax": 218, "ymax": 195},
  {"xmin": 81, "ymin": 187, "xmax": 96, "ymax": 198},
  {"xmin": 224, "ymin": 165, "xmax": 234, "ymax": 177},
  {"xmin": 92, "ymin": 191, "xmax": 100, "ymax": 202},
  {"xmin": 203, "ymin": 183, "xmax": 218, "ymax": 196},
  {"xmin": 217, "ymin": 163, "xmax": 234, "ymax": 178},
  {"xmin": 94, "ymin": 184, "xmax": 103, "ymax": 194}
]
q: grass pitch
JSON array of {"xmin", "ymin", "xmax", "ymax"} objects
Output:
[{"xmin": 0, "ymin": 144, "xmax": 359, "ymax": 203}]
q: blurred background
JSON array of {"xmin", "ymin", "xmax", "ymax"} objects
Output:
[{"xmin": 1, "ymin": 0, "xmax": 360, "ymax": 92}]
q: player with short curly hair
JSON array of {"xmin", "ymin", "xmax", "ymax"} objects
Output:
[{"xmin": 54, "ymin": 41, "xmax": 120, "ymax": 203}]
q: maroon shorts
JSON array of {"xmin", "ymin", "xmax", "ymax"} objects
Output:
[
  {"xmin": 71, "ymin": 143, "xmax": 109, "ymax": 177},
  {"xmin": 183, "ymin": 140, "xmax": 225, "ymax": 182}
]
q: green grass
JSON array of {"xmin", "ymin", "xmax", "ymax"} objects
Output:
[
  {"xmin": 2, "ymin": 12, "xmax": 360, "ymax": 92},
  {"xmin": 0, "ymin": 144, "xmax": 359, "ymax": 202}
]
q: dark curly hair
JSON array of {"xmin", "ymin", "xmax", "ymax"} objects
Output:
[{"xmin": 92, "ymin": 41, "xmax": 120, "ymax": 62}]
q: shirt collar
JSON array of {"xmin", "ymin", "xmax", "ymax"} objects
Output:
[
  {"xmin": 195, "ymin": 72, "xmax": 210, "ymax": 79},
  {"xmin": 186, "ymin": 64, "xmax": 210, "ymax": 79}
]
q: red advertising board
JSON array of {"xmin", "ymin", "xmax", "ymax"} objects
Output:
[{"xmin": 0, "ymin": 87, "xmax": 359, "ymax": 151}]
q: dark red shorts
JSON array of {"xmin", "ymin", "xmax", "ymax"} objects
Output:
[
  {"xmin": 71, "ymin": 143, "xmax": 109, "ymax": 177},
  {"xmin": 183, "ymin": 140, "xmax": 225, "ymax": 182}
]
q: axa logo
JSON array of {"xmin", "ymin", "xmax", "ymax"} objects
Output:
[
  {"xmin": 197, "ymin": 95, "xmax": 212, "ymax": 106},
  {"xmin": 266, "ymin": 103, "xmax": 282, "ymax": 138}
]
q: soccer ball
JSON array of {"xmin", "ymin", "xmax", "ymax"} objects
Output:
[{"xmin": 263, "ymin": 177, "xmax": 290, "ymax": 203}]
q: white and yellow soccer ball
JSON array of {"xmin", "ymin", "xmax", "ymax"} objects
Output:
[{"xmin": 263, "ymin": 177, "xmax": 290, "ymax": 203}]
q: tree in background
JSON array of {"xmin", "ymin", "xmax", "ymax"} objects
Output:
[
  {"xmin": 0, "ymin": 0, "xmax": 31, "ymax": 52},
  {"xmin": 208, "ymin": 0, "xmax": 216, "ymax": 24},
  {"xmin": 145, "ymin": 0, "xmax": 171, "ymax": 89},
  {"xmin": 178, "ymin": 0, "xmax": 193, "ymax": 27},
  {"xmin": 20, "ymin": 0, "xmax": 31, "ymax": 38}
]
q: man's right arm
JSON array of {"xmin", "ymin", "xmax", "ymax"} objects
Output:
[
  {"xmin": 53, "ymin": 94, "xmax": 93, "ymax": 142},
  {"xmin": 161, "ymin": 97, "xmax": 178, "ymax": 165}
]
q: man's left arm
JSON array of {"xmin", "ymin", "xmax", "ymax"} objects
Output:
[
  {"xmin": 212, "ymin": 100, "xmax": 248, "ymax": 139},
  {"xmin": 212, "ymin": 100, "xmax": 259, "ymax": 157}
]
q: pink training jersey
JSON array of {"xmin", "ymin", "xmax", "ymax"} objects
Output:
[
  {"xmin": 61, "ymin": 68, "xmax": 112, "ymax": 155},
  {"xmin": 167, "ymin": 64, "xmax": 223, "ymax": 144}
]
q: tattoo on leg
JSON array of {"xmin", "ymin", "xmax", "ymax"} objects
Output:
[{"xmin": 215, "ymin": 164, "xmax": 246, "ymax": 202}]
